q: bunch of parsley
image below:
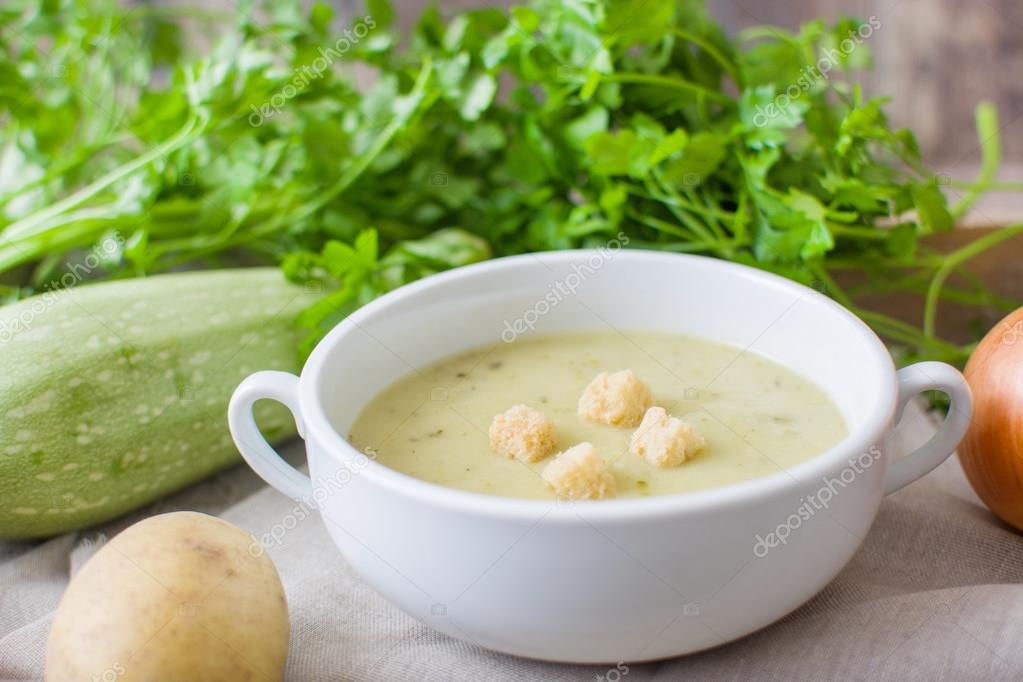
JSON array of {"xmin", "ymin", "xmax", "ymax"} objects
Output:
[{"xmin": 0, "ymin": 0, "xmax": 1017, "ymax": 361}]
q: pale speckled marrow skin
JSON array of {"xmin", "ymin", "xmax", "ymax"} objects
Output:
[{"xmin": 0, "ymin": 268, "xmax": 316, "ymax": 539}]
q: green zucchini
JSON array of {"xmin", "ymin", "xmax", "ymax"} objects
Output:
[{"xmin": 0, "ymin": 268, "xmax": 316, "ymax": 539}]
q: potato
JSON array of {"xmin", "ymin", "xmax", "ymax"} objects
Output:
[{"xmin": 45, "ymin": 512, "xmax": 289, "ymax": 682}]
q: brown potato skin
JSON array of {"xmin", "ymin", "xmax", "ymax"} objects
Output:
[
  {"xmin": 45, "ymin": 511, "xmax": 289, "ymax": 682},
  {"xmin": 959, "ymin": 307, "xmax": 1023, "ymax": 532}
]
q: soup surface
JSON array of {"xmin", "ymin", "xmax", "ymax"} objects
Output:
[{"xmin": 346, "ymin": 332, "xmax": 847, "ymax": 500}]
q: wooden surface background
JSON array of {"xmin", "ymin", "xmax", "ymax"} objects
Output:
[{"xmin": 715, "ymin": 1, "xmax": 1023, "ymax": 166}]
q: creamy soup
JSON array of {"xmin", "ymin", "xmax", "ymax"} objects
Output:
[{"xmin": 346, "ymin": 332, "xmax": 847, "ymax": 500}]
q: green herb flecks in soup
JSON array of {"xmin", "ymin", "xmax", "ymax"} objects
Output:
[{"xmin": 346, "ymin": 332, "xmax": 847, "ymax": 500}]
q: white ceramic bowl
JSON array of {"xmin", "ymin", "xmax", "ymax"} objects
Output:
[{"xmin": 228, "ymin": 250, "xmax": 971, "ymax": 663}]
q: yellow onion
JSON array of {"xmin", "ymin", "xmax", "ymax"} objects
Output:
[{"xmin": 959, "ymin": 307, "xmax": 1023, "ymax": 530}]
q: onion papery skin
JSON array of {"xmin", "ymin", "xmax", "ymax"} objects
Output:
[{"xmin": 959, "ymin": 307, "xmax": 1023, "ymax": 531}]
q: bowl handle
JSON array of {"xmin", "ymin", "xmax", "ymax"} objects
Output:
[
  {"xmin": 228, "ymin": 370, "xmax": 313, "ymax": 501},
  {"xmin": 885, "ymin": 361, "xmax": 973, "ymax": 495}
]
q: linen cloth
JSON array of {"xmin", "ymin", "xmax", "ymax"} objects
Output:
[{"xmin": 2, "ymin": 400, "xmax": 1021, "ymax": 681}]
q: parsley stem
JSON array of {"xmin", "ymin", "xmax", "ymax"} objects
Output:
[
  {"xmin": 0, "ymin": 110, "xmax": 208, "ymax": 271},
  {"xmin": 281, "ymin": 58, "xmax": 434, "ymax": 224},
  {"xmin": 857, "ymin": 310, "xmax": 965, "ymax": 362},
  {"xmin": 629, "ymin": 210, "xmax": 699, "ymax": 240},
  {"xmin": 951, "ymin": 102, "xmax": 1000, "ymax": 219},
  {"xmin": 625, "ymin": 184, "xmax": 735, "ymax": 221},
  {"xmin": 825, "ymin": 256, "xmax": 946, "ymax": 269},
  {"xmin": 828, "ymin": 224, "xmax": 890, "ymax": 240},
  {"xmin": 601, "ymin": 73, "xmax": 732, "ymax": 104},
  {"xmin": 949, "ymin": 180, "xmax": 1023, "ymax": 192},
  {"xmin": 646, "ymin": 175, "xmax": 719, "ymax": 247},
  {"xmin": 0, "ymin": 132, "xmax": 134, "ymax": 209},
  {"xmin": 630, "ymin": 240, "xmax": 716, "ymax": 253},
  {"xmin": 671, "ymin": 29, "xmax": 742, "ymax": 87},
  {"xmin": 923, "ymin": 222, "xmax": 1023, "ymax": 338}
]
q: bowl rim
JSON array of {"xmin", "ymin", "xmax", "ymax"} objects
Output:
[{"xmin": 300, "ymin": 249, "xmax": 897, "ymax": 523}]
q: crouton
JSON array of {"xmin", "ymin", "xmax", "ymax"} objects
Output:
[
  {"xmin": 541, "ymin": 442, "xmax": 617, "ymax": 500},
  {"xmin": 577, "ymin": 369, "xmax": 653, "ymax": 427},
  {"xmin": 488, "ymin": 404, "xmax": 557, "ymax": 463},
  {"xmin": 629, "ymin": 406, "xmax": 705, "ymax": 468}
]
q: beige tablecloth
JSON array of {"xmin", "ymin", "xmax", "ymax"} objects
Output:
[{"xmin": 2, "ymin": 400, "xmax": 1022, "ymax": 681}]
